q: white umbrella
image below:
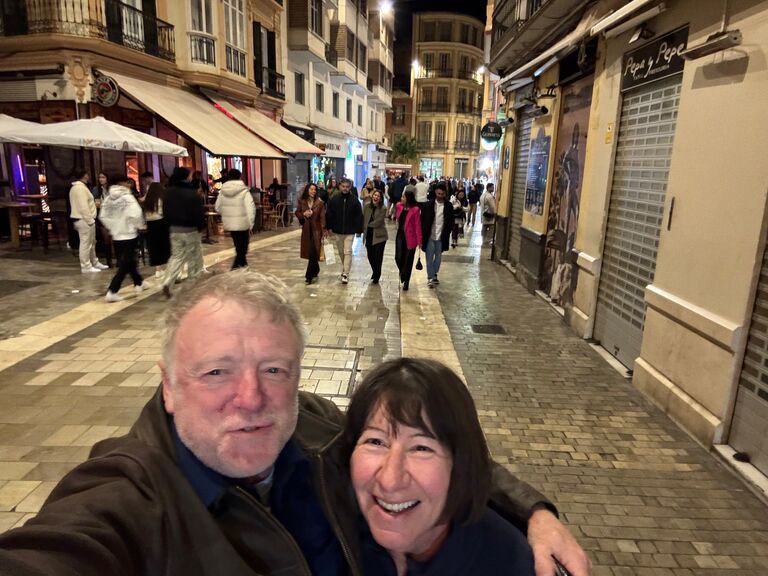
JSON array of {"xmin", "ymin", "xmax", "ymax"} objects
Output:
[{"xmin": 0, "ymin": 115, "xmax": 188, "ymax": 157}]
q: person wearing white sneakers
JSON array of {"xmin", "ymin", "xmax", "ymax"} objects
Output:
[
  {"xmin": 98, "ymin": 174, "xmax": 148, "ymax": 302},
  {"xmin": 69, "ymin": 170, "xmax": 108, "ymax": 273}
]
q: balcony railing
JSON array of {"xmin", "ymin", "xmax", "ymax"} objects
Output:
[
  {"xmin": 325, "ymin": 45, "xmax": 338, "ymax": 67},
  {"xmin": 456, "ymin": 104, "xmax": 480, "ymax": 115},
  {"xmin": 0, "ymin": 0, "xmax": 175, "ymax": 61},
  {"xmin": 454, "ymin": 140, "xmax": 476, "ymax": 151},
  {"xmin": 491, "ymin": 0, "xmax": 550, "ymax": 61},
  {"xmin": 393, "ymin": 116, "xmax": 406, "ymax": 126},
  {"xmin": 416, "ymin": 140, "xmax": 449, "ymax": 150},
  {"xmin": 418, "ymin": 103, "xmax": 451, "ymax": 113},
  {"xmin": 432, "ymin": 140, "xmax": 448, "ymax": 150},
  {"xmin": 416, "ymin": 67, "xmax": 453, "ymax": 79},
  {"xmin": 456, "ymin": 69, "xmax": 483, "ymax": 83},
  {"xmin": 190, "ymin": 32, "xmax": 215, "ymax": 65},
  {"xmin": 225, "ymin": 44, "xmax": 246, "ymax": 76},
  {"xmin": 262, "ymin": 67, "xmax": 286, "ymax": 100}
]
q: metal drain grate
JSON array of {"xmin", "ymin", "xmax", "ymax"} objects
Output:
[
  {"xmin": 471, "ymin": 324, "xmax": 507, "ymax": 335},
  {"xmin": 441, "ymin": 255, "xmax": 475, "ymax": 264}
]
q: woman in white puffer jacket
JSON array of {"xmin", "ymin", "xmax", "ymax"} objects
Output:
[{"xmin": 214, "ymin": 168, "xmax": 256, "ymax": 269}]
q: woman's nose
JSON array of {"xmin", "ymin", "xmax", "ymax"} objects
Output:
[{"xmin": 376, "ymin": 448, "xmax": 408, "ymax": 490}]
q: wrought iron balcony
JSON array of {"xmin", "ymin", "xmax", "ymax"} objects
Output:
[
  {"xmin": 454, "ymin": 140, "xmax": 476, "ymax": 151},
  {"xmin": 416, "ymin": 67, "xmax": 453, "ymax": 80},
  {"xmin": 456, "ymin": 104, "xmax": 480, "ymax": 115},
  {"xmin": 492, "ymin": 0, "xmax": 549, "ymax": 46},
  {"xmin": 262, "ymin": 67, "xmax": 286, "ymax": 100},
  {"xmin": 225, "ymin": 44, "xmax": 246, "ymax": 76},
  {"xmin": 456, "ymin": 68, "xmax": 483, "ymax": 83},
  {"xmin": 190, "ymin": 32, "xmax": 215, "ymax": 65},
  {"xmin": 0, "ymin": 0, "xmax": 176, "ymax": 62},
  {"xmin": 432, "ymin": 140, "xmax": 448, "ymax": 150},
  {"xmin": 418, "ymin": 103, "xmax": 451, "ymax": 113},
  {"xmin": 417, "ymin": 140, "xmax": 432, "ymax": 150}
]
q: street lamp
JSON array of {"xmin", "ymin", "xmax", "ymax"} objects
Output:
[{"xmin": 380, "ymin": 0, "xmax": 393, "ymax": 15}]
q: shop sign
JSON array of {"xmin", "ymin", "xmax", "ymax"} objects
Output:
[
  {"xmin": 621, "ymin": 25, "xmax": 689, "ymax": 92},
  {"xmin": 281, "ymin": 120, "xmax": 315, "ymax": 143},
  {"xmin": 481, "ymin": 121, "xmax": 503, "ymax": 142},
  {"xmin": 92, "ymin": 74, "xmax": 119, "ymax": 107}
]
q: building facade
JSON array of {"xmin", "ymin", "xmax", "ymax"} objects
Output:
[
  {"xmin": 0, "ymin": 0, "xmax": 321, "ymax": 204},
  {"xmin": 410, "ymin": 12, "xmax": 485, "ymax": 180},
  {"xmin": 490, "ymin": 0, "xmax": 768, "ymax": 482},
  {"xmin": 284, "ymin": 0, "xmax": 393, "ymax": 189}
]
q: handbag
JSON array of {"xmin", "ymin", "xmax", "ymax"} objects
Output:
[
  {"xmin": 319, "ymin": 242, "xmax": 326, "ymax": 262},
  {"xmin": 323, "ymin": 239, "xmax": 337, "ymax": 265},
  {"xmin": 415, "ymin": 248, "xmax": 424, "ymax": 270},
  {"xmin": 483, "ymin": 210, "xmax": 495, "ymax": 219}
]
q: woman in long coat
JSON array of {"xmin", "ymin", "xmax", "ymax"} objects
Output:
[
  {"xmin": 362, "ymin": 189, "xmax": 388, "ymax": 283},
  {"xmin": 295, "ymin": 182, "xmax": 326, "ymax": 284}
]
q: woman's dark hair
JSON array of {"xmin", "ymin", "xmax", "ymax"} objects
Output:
[
  {"xmin": 328, "ymin": 177, "xmax": 338, "ymax": 187},
  {"xmin": 169, "ymin": 167, "xmax": 191, "ymax": 186},
  {"xmin": 403, "ymin": 189, "xmax": 417, "ymax": 208},
  {"xmin": 370, "ymin": 189, "xmax": 383, "ymax": 206},
  {"xmin": 409, "ymin": 178, "xmax": 417, "ymax": 186},
  {"xmin": 74, "ymin": 169, "xmax": 89, "ymax": 181},
  {"xmin": 108, "ymin": 173, "xmax": 131, "ymax": 186},
  {"xmin": 301, "ymin": 182, "xmax": 317, "ymax": 201},
  {"xmin": 228, "ymin": 169, "xmax": 242, "ymax": 180},
  {"xmin": 143, "ymin": 182, "xmax": 166, "ymax": 213},
  {"xmin": 343, "ymin": 358, "xmax": 491, "ymax": 525}
]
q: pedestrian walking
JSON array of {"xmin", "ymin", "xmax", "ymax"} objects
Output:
[
  {"xmin": 316, "ymin": 179, "xmax": 329, "ymax": 205},
  {"xmin": 414, "ymin": 175, "xmax": 429, "ymax": 206},
  {"xmin": 98, "ymin": 174, "xmax": 148, "ymax": 302},
  {"xmin": 421, "ymin": 182, "xmax": 454, "ymax": 288},
  {"xmin": 142, "ymin": 182, "xmax": 170, "ymax": 278},
  {"xmin": 361, "ymin": 178, "xmax": 375, "ymax": 206},
  {"xmin": 325, "ymin": 178, "xmax": 363, "ymax": 284},
  {"xmin": 296, "ymin": 182, "xmax": 325, "ymax": 284},
  {"xmin": 451, "ymin": 188, "xmax": 468, "ymax": 248},
  {"xmin": 467, "ymin": 182, "xmax": 481, "ymax": 227},
  {"xmin": 480, "ymin": 182, "xmax": 497, "ymax": 245},
  {"xmin": 161, "ymin": 167, "xmax": 206, "ymax": 298},
  {"xmin": 326, "ymin": 176, "xmax": 340, "ymax": 201},
  {"xmin": 394, "ymin": 190, "xmax": 422, "ymax": 291},
  {"xmin": 388, "ymin": 172, "xmax": 407, "ymax": 219},
  {"xmin": 69, "ymin": 169, "xmax": 108, "ymax": 274},
  {"xmin": 215, "ymin": 169, "xmax": 256, "ymax": 270},
  {"xmin": 362, "ymin": 189, "xmax": 388, "ymax": 284}
]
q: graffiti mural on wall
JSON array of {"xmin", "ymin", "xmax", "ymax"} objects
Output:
[{"xmin": 542, "ymin": 76, "xmax": 594, "ymax": 307}]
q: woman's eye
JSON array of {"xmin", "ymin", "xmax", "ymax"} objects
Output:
[
  {"xmin": 362, "ymin": 437, "xmax": 386, "ymax": 447},
  {"xmin": 414, "ymin": 444, "xmax": 435, "ymax": 453}
]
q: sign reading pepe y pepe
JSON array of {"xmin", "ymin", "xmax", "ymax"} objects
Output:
[{"xmin": 621, "ymin": 25, "xmax": 689, "ymax": 92}]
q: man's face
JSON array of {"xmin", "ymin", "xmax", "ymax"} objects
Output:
[
  {"xmin": 162, "ymin": 297, "xmax": 301, "ymax": 479},
  {"xmin": 435, "ymin": 188, "xmax": 446, "ymax": 202},
  {"xmin": 340, "ymin": 181, "xmax": 351, "ymax": 194}
]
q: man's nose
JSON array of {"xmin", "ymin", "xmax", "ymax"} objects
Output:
[
  {"xmin": 232, "ymin": 370, "xmax": 265, "ymax": 412},
  {"xmin": 377, "ymin": 447, "xmax": 408, "ymax": 490}
]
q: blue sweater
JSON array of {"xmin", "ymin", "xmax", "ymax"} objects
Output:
[{"xmin": 361, "ymin": 508, "xmax": 535, "ymax": 576}]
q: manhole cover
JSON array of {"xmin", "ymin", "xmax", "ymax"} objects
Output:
[
  {"xmin": 441, "ymin": 255, "xmax": 475, "ymax": 264},
  {"xmin": 471, "ymin": 324, "xmax": 507, "ymax": 335}
]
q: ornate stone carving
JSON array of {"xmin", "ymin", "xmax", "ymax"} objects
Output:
[{"xmin": 65, "ymin": 57, "xmax": 92, "ymax": 103}]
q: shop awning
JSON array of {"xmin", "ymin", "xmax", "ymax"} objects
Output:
[
  {"xmin": 104, "ymin": 71, "xmax": 285, "ymax": 158},
  {"xmin": 203, "ymin": 91, "xmax": 322, "ymax": 155}
]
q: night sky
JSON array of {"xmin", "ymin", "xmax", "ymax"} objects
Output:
[{"xmin": 392, "ymin": 0, "xmax": 488, "ymax": 91}]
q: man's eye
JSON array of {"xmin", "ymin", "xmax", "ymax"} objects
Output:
[
  {"xmin": 266, "ymin": 367, "xmax": 282, "ymax": 375},
  {"xmin": 206, "ymin": 369, "xmax": 223, "ymax": 376}
]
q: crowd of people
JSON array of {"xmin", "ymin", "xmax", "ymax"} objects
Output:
[{"xmin": 0, "ymin": 268, "xmax": 590, "ymax": 576}]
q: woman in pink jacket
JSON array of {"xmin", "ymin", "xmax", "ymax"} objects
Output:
[{"xmin": 394, "ymin": 189, "xmax": 422, "ymax": 291}]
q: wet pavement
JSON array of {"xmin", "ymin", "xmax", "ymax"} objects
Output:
[{"xmin": 0, "ymin": 222, "xmax": 767, "ymax": 575}]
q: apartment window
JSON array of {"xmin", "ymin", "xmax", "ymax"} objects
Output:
[
  {"xmin": 460, "ymin": 55, "xmax": 469, "ymax": 73},
  {"xmin": 346, "ymin": 30, "xmax": 356, "ymax": 62},
  {"xmin": 295, "ymin": 72, "xmax": 305, "ymax": 105},
  {"xmin": 436, "ymin": 87, "xmax": 448, "ymax": 106},
  {"xmin": 458, "ymin": 88, "xmax": 467, "ymax": 108},
  {"xmin": 460, "ymin": 23, "xmax": 469, "ymax": 44},
  {"xmin": 310, "ymin": 0, "xmax": 322, "ymax": 36},
  {"xmin": 357, "ymin": 104, "xmax": 363, "ymax": 126},
  {"xmin": 315, "ymin": 82, "xmax": 324, "ymax": 112},
  {"xmin": 190, "ymin": 0, "xmax": 215, "ymax": 65},
  {"xmin": 422, "ymin": 21, "xmax": 436, "ymax": 42},
  {"xmin": 191, "ymin": 0, "xmax": 213, "ymax": 33},
  {"xmin": 224, "ymin": 0, "xmax": 246, "ymax": 76},
  {"xmin": 438, "ymin": 53, "xmax": 450, "ymax": 73},
  {"xmin": 333, "ymin": 92, "xmax": 340, "ymax": 118},
  {"xmin": 418, "ymin": 121, "xmax": 431, "ymax": 143},
  {"xmin": 346, "ymin": 98, "xmax": 352, "ymax": 122},
  {"xmin": 438, "ymin": 21, "xmax": 451, "ymax": 42},
  {"xmin": 393, "ymin": 104, "xmax": 405, "ymax": 125},
  {"xmin": 421, "ymin": 87, "xmax": 433, "ymax": 104},
  {"xmin": 424, "ymin": 53, "xmax": 434, "ymax": 72},
  {"xmin": 435, "ymin": 121, "xmax": 446, "ymax": 144},
  {"xmin": 370, "ymin": 110, "xmax": 376, "ymax": 130},
  {"xmin": 358, "ymin": 42, "xmax": 367, "ymax": 73}
]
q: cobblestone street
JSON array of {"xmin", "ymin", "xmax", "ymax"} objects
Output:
[{"xmin": 1, "ymin": 224, "xmax": 767, "ymax": 575}]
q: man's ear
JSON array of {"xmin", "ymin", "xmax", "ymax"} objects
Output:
[{"xmin": 160, "ymin": 360, "xmax": 175, "ymax": 414}]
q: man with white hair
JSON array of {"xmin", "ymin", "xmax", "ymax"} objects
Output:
[{"xmin": 0, "ymin": 270, "xmax": 590, "ymax": 576}]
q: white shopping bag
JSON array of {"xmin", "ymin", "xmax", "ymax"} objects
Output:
[{"xmin": 323, "ymin": 240, "xmax": 337, "ymax": 266}]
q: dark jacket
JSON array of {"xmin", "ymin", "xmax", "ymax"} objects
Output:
[
  {"xmin": 0, "ymin": 389, "xmax": 363, "ymax": 576},
  {"xmin": 325, "ymin": 192, "xmax": 363, "ymax": 235},
  {"xmin": 390, "ymin": 176, "xmax": 406, "ymax": 202},
  {"xmin": 362, "ymin": 202, "xmax": 388, "ymax": 246},
  {"xmin": 468, "ymin": 188, "xmax": 481, "ymax": 204},
  {"xmin": 164, "ymin": 181, "xmax": 205, "ymax": 230},
  {"xmin": 0, "ymin": 388, "xmax": 554, "ymax": 576},
  {"xmin": 421, "ymin": 199, "xmax": 455, "ymax": 252}
]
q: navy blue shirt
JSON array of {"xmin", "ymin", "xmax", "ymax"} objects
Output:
[
  {"xmin": 172, "ymin": 425, "xmax": 344, "ymax": 576},
  {"xmin": 360, "ymin": 508, "xmax": 535, "ymax": 576}
]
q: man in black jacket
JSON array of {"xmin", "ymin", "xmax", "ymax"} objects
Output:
[
  {"xmin": 325, "ymin": 178, "xmax": 363, "ymax": 284},
  {"xmin": 0, "ymin": 270, "xmax": 590, "ymax": 576},
  {"xmin": 421, "ymin": 182, "xmax": 454, "ymax": 288},
  {"xmin": 161, "ymin": 166, "xmax": 206, "ymax": 298},
  {"xmin": 388, "ymin": 173, "xmax": 407, "ymax": 219}
]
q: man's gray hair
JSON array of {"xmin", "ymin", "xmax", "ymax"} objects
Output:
[{"xmin": 161, "ymin": 270, "xmax": 306, "ymax": 373}]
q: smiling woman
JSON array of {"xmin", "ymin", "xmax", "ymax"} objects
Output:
[{"xmin": 343, "ymin": 358, "xmax": 536, "ymax": 576}]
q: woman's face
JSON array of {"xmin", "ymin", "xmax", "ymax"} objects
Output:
[
  {"xmin": 98, "ymin": 173, "xmax": 108, "ymax": 186},
  {"xmin": 351, "ymin": 404, "xmax": 452, "ymax": 560},
  {"xmin": 308, "ymin": 185, "xmax": 317, "ymax": 198},
  {"xmin": 371, "ymin": 191, "xmax": 382, "ymax": 205},
  {"xmin": 330, "ymin": 178, "xmax": 337, "ymax": 187}
]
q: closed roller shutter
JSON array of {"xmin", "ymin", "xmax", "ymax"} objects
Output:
[
  {"xmin": 593, "ymin": 75, "xmax": 682, "ymax": 369},
  {"xmin": 507, "ymin": 106, "xmax": 535, "ymax": 265},
  {"xmin": 729, "ymin": 236, "xmax": 768, "ymax": 476}
]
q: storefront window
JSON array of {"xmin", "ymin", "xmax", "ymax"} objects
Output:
[{"xmin": 419, "ymin": 158, "xmax": 442, "ymax": 180}]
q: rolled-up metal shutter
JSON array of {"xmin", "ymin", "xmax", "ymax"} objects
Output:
[
  {"xmin": 729, "ymin": 236, "xmax": 768, "ymax": 476},
  {"xmin": 507, "ymin": 106, "xmax": 535, "ymax": 265},
  {"xmin": 593, "ymin": 76, "xmax": 682, "ymax": 369}
]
